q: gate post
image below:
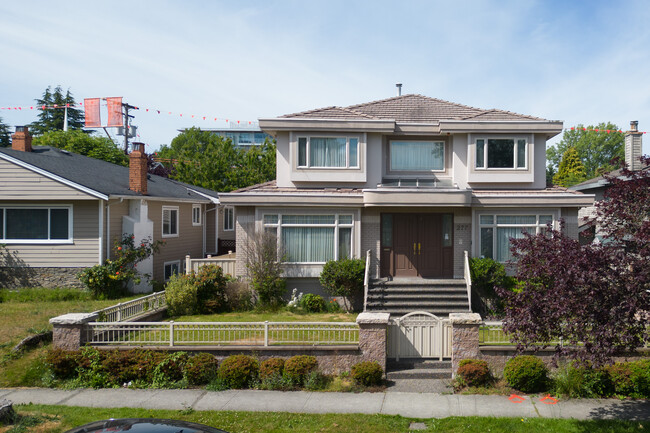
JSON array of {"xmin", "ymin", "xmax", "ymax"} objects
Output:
[
  {"xmin": 50, "ymin": 313, "xmax": 99, "ymax": 350},
  {"xmin": 449, "ymin": 313, "xmax": 482, "ymax": 378},
  {"xmin": 356, "ymin": 312, "xmax": 390, "ymax": 373}
]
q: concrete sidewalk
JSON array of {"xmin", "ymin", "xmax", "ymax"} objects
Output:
[{"xmin": 1, "ymin": 388, "xmax": 649, "ymax": 420}]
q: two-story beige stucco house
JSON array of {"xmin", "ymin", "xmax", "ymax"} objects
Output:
[
  {"xmin": 0, "ymin": 126, "xmax": 222, "ymax": 291},
  {"xmin": 220, "ymin": 94, "xmax": 594, "ymax": 314}
]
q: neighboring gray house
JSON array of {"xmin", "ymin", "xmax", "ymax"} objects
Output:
[
  {"xmin": 0, "ymin": 126, "xmax": 221, "ymax": 291},
  {"xmin": 220, "ymin": 94, "xmax": 593, "ymax": 314},
  {"xmin": 570, "ymin": 120, "xmax": 647, "ymax": 244}
]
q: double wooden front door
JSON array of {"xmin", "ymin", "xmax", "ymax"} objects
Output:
[{"xmin": 381, "ymin": 213, "xmax": 453, "ymax": 279}]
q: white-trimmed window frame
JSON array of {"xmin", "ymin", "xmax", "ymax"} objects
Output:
[
  {"xmin": 162, "ymin": 206, "xmax": 179, "ymax": 238},
  {"xmin": 388, "ymin": 139, "xmax": 446, "ymax": 173},
  {"xmin": 262, "ymin": 212, "xmax": 354, "ymax": 264},
  {"xmin": 192, "ymin": 204, "xmax": 202, "ymax": 226},
  {"xmin": 478, "ymin": 212, "xmax": 557, "ymax": 262},
  {"xmin": 296, "ymin": 135, "xmax": 360, "ymax": 169},
  {"xmin": 163, "ymin": 260, "xmax": 180, "ymax": 281},
  {"xmin": 475, "ymin": 136, "xmax": 528, "ymax": 170},
  {"xmin": 223, "ymin": 206, "xmax": 234, "ymax": 232},
  {"xmin": 0, "ymin": 204, "xmax": 73, "ymax": 244}
]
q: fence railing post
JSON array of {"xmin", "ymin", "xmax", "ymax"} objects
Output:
[
  {"xmin": 185, "ymin": 255, "xmax": 191, "ymax": 275},
  {"xmin": 264, "ymin": 321, "xmax": 269, "ymax": 347},
  {"xmin": 116, "ymin": 303, "xmax": 122, "ymax": 322},
  {"xmin": 170, "ymin": 321, "xmax": 175, "ymax": 347}
]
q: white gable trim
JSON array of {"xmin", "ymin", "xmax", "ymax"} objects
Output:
[{"xmin": 0, "ymin": 152, "xmax": 108, "ymax": 200}]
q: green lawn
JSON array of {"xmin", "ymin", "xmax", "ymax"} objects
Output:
[
  {"xmin": 0, "ymin": 288, "xmax": 138, "ymax": 387},
  {"xmin": 10, "ymin": 405, "xmax": 648, "ymax": 433},
  {"xmin": 170, "ymin": 310, "xmax": 358, "ymax": 323}
]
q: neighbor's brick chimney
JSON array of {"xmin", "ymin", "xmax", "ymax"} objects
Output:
[
  {"xmin": 129, "ymin": 142, "xmax": 148, "ymax": 195},
  {"xmin": 625, "ymin": 121, "xmax": 643, "ymax": 171},
  {"xmin": 11, "ymin": 126, "xmax": 32, "ymax": 152}
]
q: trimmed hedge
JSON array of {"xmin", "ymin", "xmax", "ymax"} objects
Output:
[
  {"xmin": 259, "ymin": 358, "xmax": 285, "ymax": 380},
  {"xmin": 284, "ymin": 355, "xmax": 318, "ymax": 385},
  {"xmin": 457, "ymin": 359, "xmax": 491, "ymax": 387},
  {"xmin": 351, "ymin": 361, "xmax": 383, "ymax": 386},
  {"xmin": 217, "ymin": 354, "xmax": 259, "ymax": 389},
  {"xmin": 184, "ymin": 353, "xmax": 219, "ymax": 385},
  {"xmin": 503, "ymin": 355, "xmax": 548, "ymax": 393}
]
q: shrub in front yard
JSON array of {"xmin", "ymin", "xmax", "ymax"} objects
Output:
[
  {"xmin": 259, "ymin": 358, "xmax": 285, "ymax": 380},
  {"xmin": 184, "ymin": 353, "xmax": 219, "ymax": 385},
  {"xmin": 224, "ymin": 279, "xmax": 253, "ymax": 311},
  {"xmin": 300, "ymin": 293, "xmax": 326, "ymax": 313},
  {"xmin": 319, "ymin": 258, "xmax": 365, "ymax": 311},
  {"xmin": 45, "ymin": 348, "xmax": 80, "ymax": 379},
  {"xmin": 152, "ymin": 352, "xmax": 188, "ymax": 386},
  {"xmin": 503, "ymin": 355, "xmax": 548, "ymax": 393},
  {"xmin": 193, "ymin": 264, "xmax": 228, "ymax": 314},
  {"xmin": 468, "ymin": 257, "xmax": 515, "ymax": 317},
  {"xmin": 457, "ymin": 359, "xmax": 491, "ymax": 387},
  {"xmin": 244, "ymin": 231, "xmax": 286, "ymax": 307},
  {"xmin": 283, "ymin": 355, "xmax": 318, "ymax": 385},
  {"xmin": 351, "ymin": 361, "xmax": 383, "ymax": 386},
  {"xmin": 217, "ymin": 354, "xmax": 259, "ymax": 389},
  {"xmin": 552, "ymin": 362, "xmax": 613, "ymax": 398},
  {"xmin": 606, "ymin": 359, "xmax": 650, "ymax": 398},
  {"xmin": 165, "ymin": 274, "xmax": 199, "ymax": 316}
]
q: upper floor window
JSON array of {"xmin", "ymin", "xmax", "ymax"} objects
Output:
[
  {"xmin": 192, "ymin": 205, "xmax": 201, "ymax": 226},
  {"xmin": 224, "ymin": 206, "xmax": 234, "ymax": 231},
  {"xmin": 476, "ymin": 138, "xmax": 527, "ymax": 169},
  {"xmin": 390, "ymin": 141, "xmax": 445, "ymax": 171},
  {"xmin": 0, "ymin": 206, "xmax": 72, "ymax": 243},
  {"xmin": 297, "ymin": 136, "xmax": 359, "ymax": 168},
  {"xmin": 162, "ymin": 206, "xmax": 179, "ymax": 237}
]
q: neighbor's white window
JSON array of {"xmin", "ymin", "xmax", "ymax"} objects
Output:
[
  {"xmin": 478, "ymin": 214, "xmax": 554, "ymax": 262},
  {"xmin": 263, "ymin": 213, "xmax": 353, "ymax": 263},
  {"xmin": 297, "ymin": 136, "xmax": 359, "ymax": 168},
  {"xmin": 192, "ymin": 204, "xmax": 201, "ymax": 226},
  {"xmin": 164, "ymin": 260, "xmax": 180, "ymax": 281},
  {"xmin": 224, "ymin": 207, "xmax": 234, "ymax": 231},
  {"xmin": 0, "ymin": 206, "xmax": 72, "ymax": 243},
  {"xmin": 476, "ymin": 138, "xmax": 527, "ymax": 169},
  {"xmin": 162, "ymin": 206, "xmax": 179, "ymax": 237},
  {"xmin": 390, "ymin": 140, "xmax": 445, "ymax": 171}
]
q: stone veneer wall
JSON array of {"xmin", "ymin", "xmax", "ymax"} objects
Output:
[{"xmin": 0, "ymin": 267, "xmax": 86, "ymax": 289}]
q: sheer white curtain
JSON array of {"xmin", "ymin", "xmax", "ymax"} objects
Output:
[
  {"xmin": 282, "ymin": 227, "xmax": 335, "ymax": 262},
  {"xmin": 310, "ymin": 138, "xmax": 346, "ymax": 167},
  {"xmin": 391, "ymin": 141, "xmax": 444, "ymax": 171},
  {"xmin": 496, "ymin": 227, "xmax": 533, "ymax": 262}
]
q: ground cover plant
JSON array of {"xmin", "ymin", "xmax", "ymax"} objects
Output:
[
  {"xmin": 10, "ymin": 405, "xmax": 650, "ymax": 433},
  {"xmin": 0, "ymin": 288, "xmax": 137, "ymax": 387}
]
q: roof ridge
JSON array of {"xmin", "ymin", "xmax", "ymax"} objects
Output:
[
  {"xmin": 336, "ymin": 106, "xmax": 378, "ymax": 119},
  {"xmin": 345, "ymin": 93, "xmax": 486, "ymax": 114},
  {"xmin": 280, "ymin": 105, "xmax": 338, "ymax": 118}
]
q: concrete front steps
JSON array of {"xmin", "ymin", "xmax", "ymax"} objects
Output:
[
  {"xmin": 365, "ymin": 278, "xmax": 470, "ymax": 316},
  {"xmin": 386, "ymin": 359, "xmax": 452, "ymax": 380}
]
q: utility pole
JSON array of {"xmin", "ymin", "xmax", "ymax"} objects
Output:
[{"xmin": 122, "ymin": 103, "xmax": 139, "ymax": 154}]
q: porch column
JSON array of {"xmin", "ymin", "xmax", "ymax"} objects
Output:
[
  {"xmin": 356, "ymin": 312, "xmax": 390, "ymax": 374},
  {"xmin": 50, "ymin": 313, "xmax": 98, "ymax": 351},
  {"xmin": 449, "ymin": 312, "xmax": 482, "ymax": 377}
]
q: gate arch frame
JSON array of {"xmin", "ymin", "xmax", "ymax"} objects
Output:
[{"xmin": 389, "ymin": 311, "xmax": 451, "ymax": 361}]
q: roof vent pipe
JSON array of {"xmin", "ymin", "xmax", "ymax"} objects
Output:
[{"xmin": 396, "ymin": 83, "xmax": 402, "ymax": 96}]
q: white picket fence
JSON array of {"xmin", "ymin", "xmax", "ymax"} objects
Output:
[
  {"xmin": 85, "ymin": 321, "xmax": 359, "ymax": 347},
  {"xmin": 94, "ymin": 291, "xmax": 166, "ymax": 322},
  {"xmin": 185, "ymin": 255, "xmax": 236, "ymax": 276}
]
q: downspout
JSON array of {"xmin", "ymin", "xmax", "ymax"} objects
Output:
[
  {"xmin": 98, "ymin": 200, "xmax": 104, "ymax": 264},
  {"xmin": 204, "ymin": 204, "xmax": 217, "ymax": 256},
  {"xmin": 106, "ymin": 198, "xmax": 124, "ymax": 260}
]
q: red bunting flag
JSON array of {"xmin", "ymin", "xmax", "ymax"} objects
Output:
[
  {"xmin": 106, "ymin": 97, "xmax": 123, "ymax": 127},
  {"xmin": 84, "ymin": 98, "xmax": 101, "ymax": 127}
]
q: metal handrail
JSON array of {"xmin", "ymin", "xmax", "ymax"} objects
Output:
[
  {"xmin": 464, "ymin": 250, "xmax": 472, "ymax": 312},
  {"xmin": 363, "ymin": 249, "xmax": 371, "ymax": 311},
  {"xmin": 93, "ymin": 291, "xmax": 166, "ymax": 322}
]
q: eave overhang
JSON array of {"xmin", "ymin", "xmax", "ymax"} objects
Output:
[
  {"xmin": 259, "ymin": 118, "xmax": 396, "ymax": 135},
  {"xmin": 439, "ymin": 120, "xmax": 564, "ymax": 138},
  {"xmin": 219, "ymin": 192, "xmax": 364, "ymax": 207},
  {"xmin": 472, "ymin": 192, "xmax": 595, "ymax": 207},
  {"xmin": 363, "ymin": 188, "xmax": 472, "ymax": 207}
]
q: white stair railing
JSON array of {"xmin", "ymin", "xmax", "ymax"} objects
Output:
[{"xmin": 464, "ymin": 250, "xmax": 472, "ymax": 312}]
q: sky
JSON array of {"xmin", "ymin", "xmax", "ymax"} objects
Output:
[{"xmin": 1, "ymin": 0, "xmax": 649, "ymax": 156}]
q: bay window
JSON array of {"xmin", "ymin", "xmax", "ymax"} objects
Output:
[
  {"xmin": 0, "ymin": 206, "xmax": 71, "ymax": 243},
  {"xmin": 390, "ymin": 140, "xmax": 445, "ymax": 171},
  {"xmin": 479, "ymin": 214, "xmax": 554, "ymax": 262},
  {"xmin": 476, "ymin": 138, "xmax": 527, "ymax": 169},
  {"xmin": 297, "ymin": 136, "xmax": 359, "ymax": 168},
  {"xmin": 263, "ymin": 213, "xmax": 353, "ymax": 263}
]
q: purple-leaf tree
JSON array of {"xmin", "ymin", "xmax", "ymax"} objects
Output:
[{"xmin": 498, "ymin": 156, "xmax": 650, "ymax": 365}]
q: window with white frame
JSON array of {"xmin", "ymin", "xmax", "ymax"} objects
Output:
[
  {"xmin": 475, "ymin": 138, "xmax": 527, "ymax": 169},
  {"xmin": 164, "ymin": 260, "xmax": 180, "ymax": 281},
  {"xmin": 192, "ymin": 204, "xmax": 201, "ymax": 226},
  {"xmin": 390, "ymin": 140, "xmax": 445, "ymax": 171},
  {"xmin": 224, "ymin": 207, "xmax": 234, "ymax": 231},
  {"xmin": 162, "ymin": 206, "xmax": 179, "ymax": 237},
  {"xmin": 0, "ymin": 206, "xmax": 72, "ymax": 243},
  {"xmin": 297, "ymin": 136, "xmax": 359, "ymax": 168},
  {"xmin": 479, "ymin": 214, "xmax": 554, "ymax": 262},
  {"xmin": 263, "ymin": 213, "xmax": 353, "ymax": 263}
]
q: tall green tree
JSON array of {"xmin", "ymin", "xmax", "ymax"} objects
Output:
[
  {"xmin": 0, "ymin": 116, "xmax": 10, "ymax": 147},
  {"xmin": 547, "ymin": 122, "xmax": 624, "ymax": 180},
  {"xmin": 33, "ymin": 130, "xmax": 128, "ymax": 166},
  {"xmin": 553, "ymin": 147, "xmax": 587, "ymax": 187},
  {"xmin": 29, "ymin": 86, "xmax": 85, "ymax": 135},
  {"xmin": 157, "ymin": 127, "xmax": 276, "ymax": 192}
]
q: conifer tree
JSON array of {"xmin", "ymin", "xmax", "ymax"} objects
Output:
[
  {"xmin": 553, "ymin": 147, "xmax": 587, "ymax": 187},
  {"xmin": 0, "ymin": 117, "xmax": 10, "ymax": 147},
  {"xmin": 30, "ymin": 86, "xmax": 85, "ymax": 135}
]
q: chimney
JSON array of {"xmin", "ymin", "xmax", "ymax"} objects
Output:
[
  {"xmin": 11, "ymin": 126, "xmax": 32, "ymax": 152},
  {"xmin": 129, "ymin": 142, "xmax": 148, "ymax": 195},
  {"xmin": 625, "ymin": 120, "xmax": 643, "ymax": 171},
  {"xmin": 396, "ymin": 83, "xmax": 402, "ymax": 96}
]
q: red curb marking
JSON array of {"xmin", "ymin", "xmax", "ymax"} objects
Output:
[
  {"xmin": 509, "ymin": 394, "xmax": 525, "ymax": 403},
  {"xmin": 540, "ymin": 394, "xmax": 558, "ymax": 405}
]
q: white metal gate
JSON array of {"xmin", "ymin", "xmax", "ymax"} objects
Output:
[{"xmin": 387, "ymin": 311, "xmax": 452, "ymax": 361}]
